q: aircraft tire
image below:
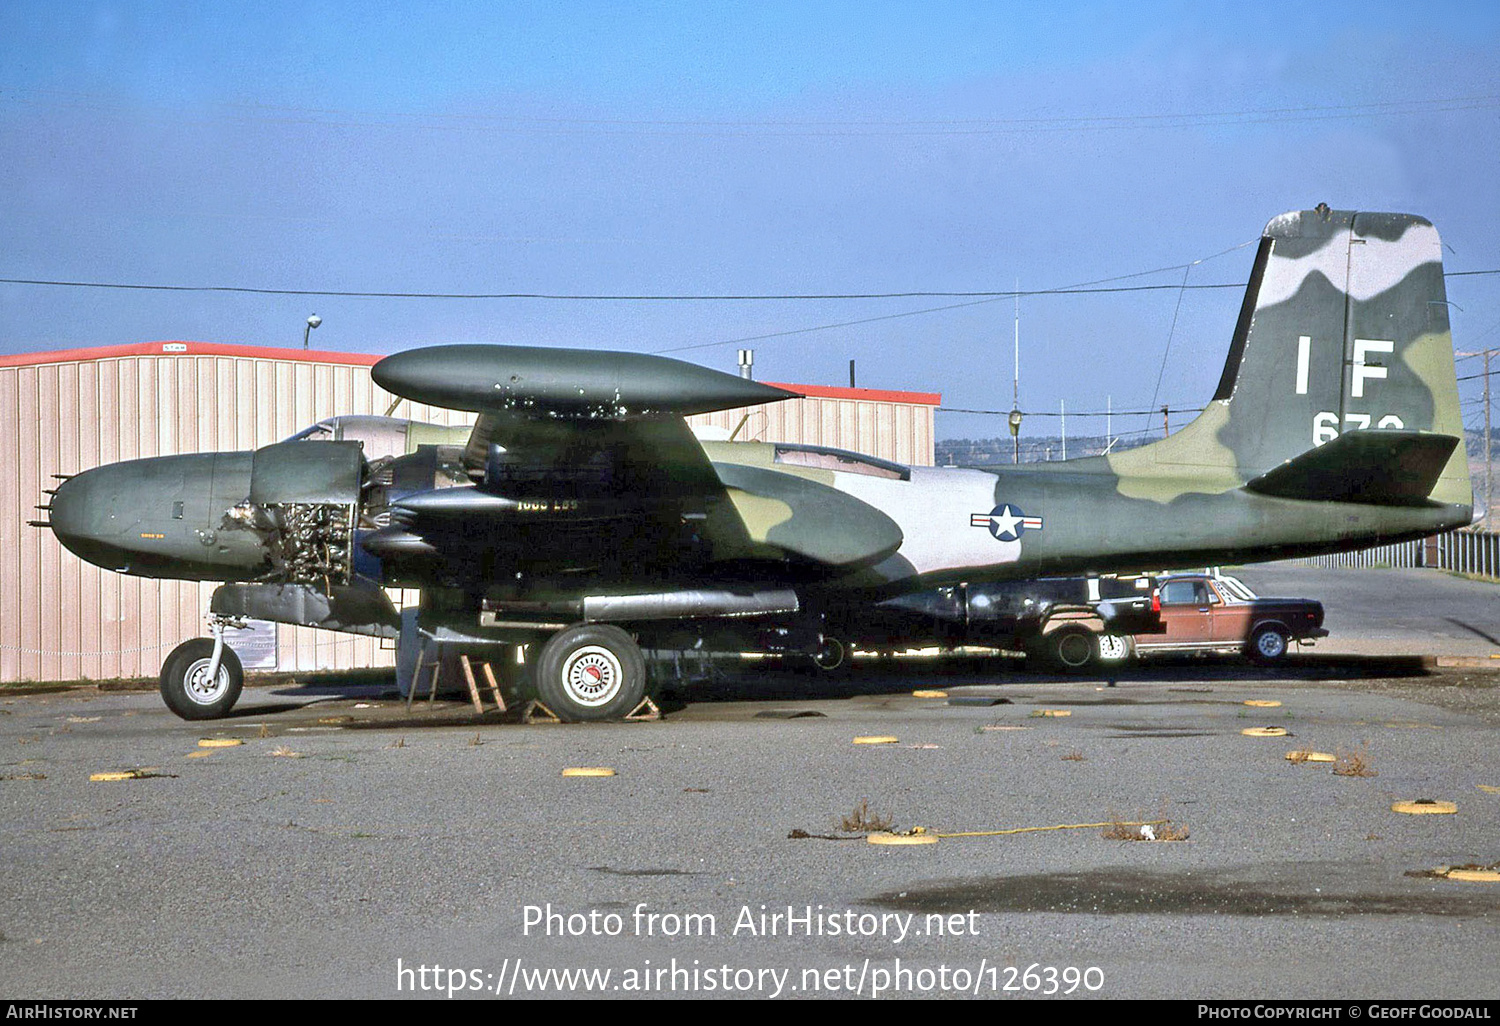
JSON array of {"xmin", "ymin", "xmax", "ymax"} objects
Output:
[
  {"xmin": 160, "ymin": 638, "xmax": 244, "ymax": 720},
  {"xmin": 1046, "ymin": 626, "xmax": 1098, "ymax": 672},
  {"xmin": 533, "ymin": 624, "xmax": 647, "ymax": 722},
  {"xmin": 1246, "ymin": 624, "xmax": 1290, "ymax": 666}
]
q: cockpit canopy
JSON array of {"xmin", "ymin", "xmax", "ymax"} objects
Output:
[{"xmin": 285, "ymin": 415, "xmax": 471, "ymax": 461}]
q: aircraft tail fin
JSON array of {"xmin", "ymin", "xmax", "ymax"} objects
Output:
[{"xmin": 1113, "ymin": 207, "xmax": 1471, "ymax": 510}]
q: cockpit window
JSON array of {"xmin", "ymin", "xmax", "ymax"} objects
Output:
[
  {"xmin": 773, "ymin": 444, "xmax": 909, "ymax": 481},
  {"xmin": 285, "ymin": 420, "xmax": 336, "ymax": 443}
]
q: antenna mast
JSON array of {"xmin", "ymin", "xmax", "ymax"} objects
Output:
[{"xmin": 1013, "ymin": 282, "xmax": 1020, "ymax": 410}]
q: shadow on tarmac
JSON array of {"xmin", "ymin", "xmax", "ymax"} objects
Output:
[{"xmin": 235, "ymin": 652, "xmax": 1439, "ymax": 729}]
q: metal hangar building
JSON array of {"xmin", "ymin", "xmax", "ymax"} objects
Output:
[{"xmin": 0, "ymin": 341, "xmax": 939, "ymax": 683}]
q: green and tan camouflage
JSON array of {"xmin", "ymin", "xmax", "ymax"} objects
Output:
[
  {"xmin": 705, "ymin": 207, "xmax": 1472, "ymax": 594},
  {"xmin": 40, "ymin": 208, "xmax": 1475, "ymax": 720}
]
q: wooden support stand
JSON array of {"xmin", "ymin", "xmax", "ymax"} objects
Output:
[
  {"xmin": 405, "ymin": 645, "xmax": 444, "ymax": 711},
  {"xmin": 459, "ymin": 654, "xmax": 508, "ymax": 714},
  {"xmin": 402, "ymin": 643, "xmax": 660, "ymax": 725}
]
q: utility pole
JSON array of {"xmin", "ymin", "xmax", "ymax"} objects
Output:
[
  {"xmin": 1458, "ymin": 348, "xmax": 1497, "ymax": 530},
  {"xmin": 1476, "ymin": 351, "xmax": 1488, "ymax": 528},
  {"xmin": 1061, "ymin": 400, "xmax": 1067, "ymax": 460},
  {"xmin": 1010, "ymin": 281, "xmax": 1022, "ymax": 465},
  {"xmin": 1162, "ymin": 405, "xmax": 1171, "ymax": 438}
]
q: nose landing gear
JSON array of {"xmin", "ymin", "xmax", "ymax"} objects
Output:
[{"xmin": 160, "ymin": 621, "xmax": 245, "ymax": 720}]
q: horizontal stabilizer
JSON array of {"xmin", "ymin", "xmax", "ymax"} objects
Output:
[{"xmin": 1244, "ymin": 430, "xmax": 1459, "ymax": 506}]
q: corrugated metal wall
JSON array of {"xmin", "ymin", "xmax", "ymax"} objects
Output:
[
  {"xmin": 2, "ymin": 343, "xmax": 937, "ymax": 683},
  {"xmin": 1, "ymin": 344, "xmax": 473, "ymax": 683}
]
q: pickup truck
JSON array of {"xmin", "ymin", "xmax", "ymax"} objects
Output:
[{"xmin": 1130, "ymin": 572, "xmax": 1327, "ymax": 664}]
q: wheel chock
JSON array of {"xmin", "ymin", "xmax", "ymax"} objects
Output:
[
  {"xmin": 1392, "ymin": 799, "xmax": 1457, "ymax": 815},
  {"xmin": 521, "ymin": 700, "xmax": 562, "ymax": 724},
  {"xmin": 625, "ymin": 696, "xmax": 662, "ymax": 721}
]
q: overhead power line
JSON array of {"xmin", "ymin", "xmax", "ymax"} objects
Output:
[
  {"xmin": 0, "ymin": 276, "xmax": 1246, "ymax": 301},
  {"xmin": 1, "ymin": 269, "xmax": 1493, "ymax": 304},
  {"xmin": 942, "ymin": 405, "xmax": 1205, "ymax": 418},
  {"xmin": 12, "ymin": 89, "xmax": 1500, "ymax": 137}
]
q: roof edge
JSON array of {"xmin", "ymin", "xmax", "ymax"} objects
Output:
[
  {"xmin": 0, "ymin": 340, "xmax": 380, "ymax": 369},
  {"xmin": 0, "ymin": 342, "xmax": 941, "ymax": 405},
  {"xmin": 761, "ymin": 381, "xmax": 941, "ymax": 406}
]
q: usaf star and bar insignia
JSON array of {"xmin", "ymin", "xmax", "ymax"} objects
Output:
[{"xmin": 970, "ymin": 504, "xmax": 1044, "ymax": 542}]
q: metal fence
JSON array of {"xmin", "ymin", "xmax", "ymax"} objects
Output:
[{"xmin": 1298, "ymin": 529, "xmax": 1500, "ymax": 579}]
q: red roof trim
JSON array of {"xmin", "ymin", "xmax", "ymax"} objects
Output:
[
  {"xmin": 763, "ymin": 381, "xmax": 941, "ymax": 406},
  {"xmin": 0, "ymin": 343, "xmax": 940, "ymax": 404},
  {"xmin": 0, "ymin": 340, "xmax": 380, "ymax": 369}
]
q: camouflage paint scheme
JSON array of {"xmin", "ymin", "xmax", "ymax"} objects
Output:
[
  {"xmin": 708, "ymin": 208, "xmax": 1471, "ymax": 599},
  {"xmin": 48, "ymin": 209, "xmax": 1472, "ymax": 635}
]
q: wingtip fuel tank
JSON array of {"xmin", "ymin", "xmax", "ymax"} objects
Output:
[{"xmin": 371, "ymin": 344, "xmax": 797, "ymax": 418}]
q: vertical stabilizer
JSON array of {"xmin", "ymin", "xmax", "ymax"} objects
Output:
[{"xmin": 1114, "ymin": 207, "xmax": 1470, "ymax": 509}]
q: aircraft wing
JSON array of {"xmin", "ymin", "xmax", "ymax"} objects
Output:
[
  {"xmin": 374, "ymin": 342, "xmax": 797, "ymax": 499},
  {"xmin": 366, "ymin": 344, "xmax": 808, "ymax": 574},
  {"xmin": 458, "ymin": 410, "xmax": 729, "ymax": 505}
]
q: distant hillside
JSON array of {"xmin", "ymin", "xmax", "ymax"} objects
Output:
[
  {"xmin": 940, "ymin": 427, "xmax": 1499, "ymax": 469},
  {"xmin": 936, "ymin": 433, "xmax": 1153, "ymax": 467}
]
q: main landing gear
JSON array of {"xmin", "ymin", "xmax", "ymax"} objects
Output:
[
  {"xmin": 531, "ymin": 623, "xmax": 648, "ymax": 722},
  {"xmin": 154, "ymin": 616, "xmax": 655, "ymax": 724}
]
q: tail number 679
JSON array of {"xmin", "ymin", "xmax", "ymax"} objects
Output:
[{"xmin": 1313, "ymin": 411, "xmax": 1405, "ymax": 446}]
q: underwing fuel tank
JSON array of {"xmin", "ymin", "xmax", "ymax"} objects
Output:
[
  {"xmin": 392, "ymin": 485, "xmax": 635, "ymax": 521},
  {"xmin": 371, "ymin": 344, "xmax": 795, "ymax": 417}
]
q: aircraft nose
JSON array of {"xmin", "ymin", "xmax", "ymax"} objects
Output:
[
  {"xmin": 47, "ymin": 464, "xmax": 130, "ymax": 570},
  {"xmin": 48, "ymin": 465, "xmax": 99, "ymax": 538},
  {"xmin": 45, "ymin": 451, "xmax": 267, "ymax": 580}
]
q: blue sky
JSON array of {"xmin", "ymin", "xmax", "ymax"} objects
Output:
[{"xmin": 3, "ymin": 1, "xmax": 1499, "ymax": 443}]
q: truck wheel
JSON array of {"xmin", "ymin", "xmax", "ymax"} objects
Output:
[
  {"xmin": 1247, "ymin": 625, "xmax": 1290, "ymax": 666},
  {"xmin": 812, "ymin": 637, "xmax": 847, "ymax": 672},
  {"xmin": 160, "ymin": 638, "xmax": 243, "ymax": 720},
  {"xmin": 1096, "ymin": 634, "xmax": 1134, "ymax": 664},
  {"xmin": 533, "ymin": 624, "xmax": 647, "ymax": 722},
  {"xmin": 1047, "ymin": 626, "xmax": 1097, "ymax": 671}
]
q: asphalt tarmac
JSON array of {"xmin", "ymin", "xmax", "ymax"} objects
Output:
[{"xmin": 2, "ymin": 566, "xmax": 1497, "ymax": 1000}]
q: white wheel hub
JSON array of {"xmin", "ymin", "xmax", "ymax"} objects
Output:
[
  {"xmin": 1256, "ymin": 630, "xmax": 1287, "ymax": 659},
  {"xmin": 183, "ymin": 657, "xmax": 231, "ymax": 706},
  {"xmin": 1097, "ymin": 634, "xmax": 1129, "ymax": 662},
  {"xmin": 560, "ymin": 645, "xmax": 624, "ymax": 708}
]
